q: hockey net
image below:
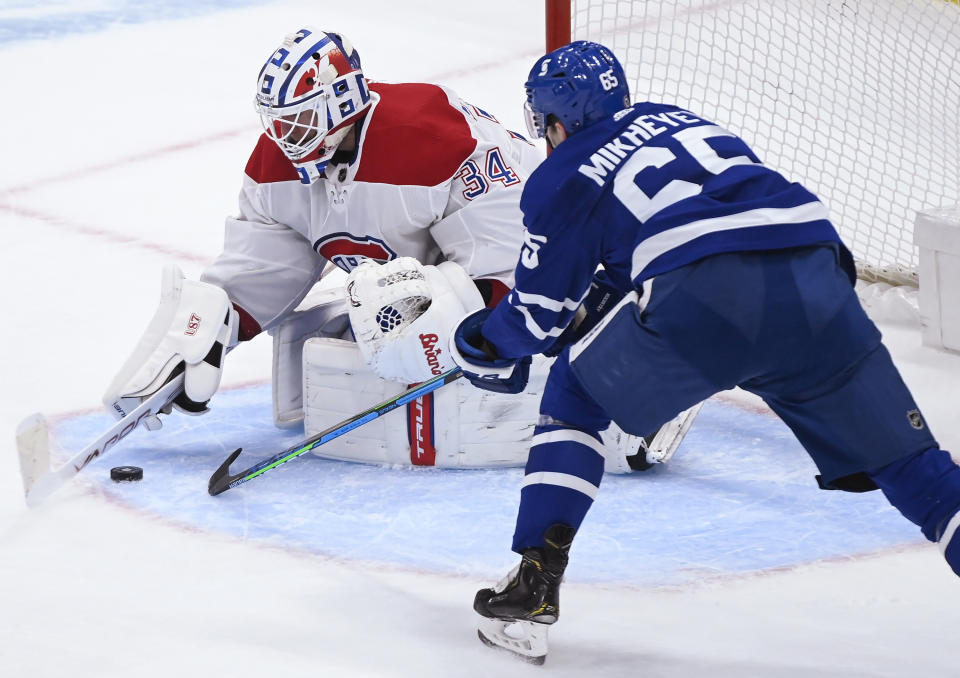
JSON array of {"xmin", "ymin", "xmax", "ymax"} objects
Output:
[{"xmin": 551, "ymin": 0, "xmax": 960, "ymax": 287}]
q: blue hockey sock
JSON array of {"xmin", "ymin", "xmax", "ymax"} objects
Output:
[
  {"xmin": 510, "ymin": 423, "xmax": 605, "ymax": 553},
  {"xmin": 867, "ymin": 447, "xmax": 960, "ymax": 552}
]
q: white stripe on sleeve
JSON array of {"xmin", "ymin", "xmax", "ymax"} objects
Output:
[
  {"xmin": 630, "ymin": 202, "xmax": 831, "ymax": 279},
  {"xmin": 510, "ymin": 288, "xmax": 589, "ymax": 340}
]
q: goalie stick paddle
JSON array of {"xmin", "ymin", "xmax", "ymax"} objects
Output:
[
  {"xmin": 16, "ymin": 372, "xmax": 185, "ymax": 507},
  {"xmin": 644, "ymin": 400, "xmax": 704, "ymax": 464},
  {"xmin": 207, "ymin": 367, "xmax": 464, "ymax": 496}
]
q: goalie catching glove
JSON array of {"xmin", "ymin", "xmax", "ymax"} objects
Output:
[
  {"xmin": 346, "ymin": 257, "xmax": 484, "ymax": 384},
  {"xmin": 102, "ymin": 265, "xmax": 238, "ymax": 429}
]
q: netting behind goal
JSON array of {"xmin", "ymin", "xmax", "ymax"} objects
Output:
[{"xmin": 560, "ymin": 0, "xmax": 960, "ymax": 285}]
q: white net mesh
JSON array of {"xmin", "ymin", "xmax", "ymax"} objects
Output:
[{"xmin": 571, "ymin": 0, "xmax": 960, "ymax": 285}]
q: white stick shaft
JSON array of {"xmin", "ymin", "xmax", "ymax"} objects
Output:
[{"xmin": 22, "ymin": 374, "xmax": 184, "ymax": 507}]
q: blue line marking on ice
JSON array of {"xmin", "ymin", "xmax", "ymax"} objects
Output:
[
  {"xmin": 0, "ymin": 1, "xmax": 265, "ymax": 45},
  {"xmin": 52, "ymin": 385, "xmax": 921, "ymax": 585}
]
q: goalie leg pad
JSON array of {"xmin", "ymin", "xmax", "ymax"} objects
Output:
[
  {"xmin": 303, "ymin": 339, "xmax": 551, "ymax": 467},
  {"xmin": 303, "ymin": 337, "xmax": 411, "ymax": 465},
  {"xmin": 303, "ymin": 345, "xmax": 641, "ymax": 471},
  {"xmin": 271, "ymin": 284, "xmax": 351, "ymax": 427}
]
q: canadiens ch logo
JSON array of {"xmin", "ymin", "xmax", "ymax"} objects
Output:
[{"xmin": 314, "ymin": 232, "xmax": 398, "ymax": 272}]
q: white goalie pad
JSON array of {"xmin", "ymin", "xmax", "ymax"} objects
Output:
[
  {"xmin": 303, "ymin": 337, "xmax": 536, "ymax": 467},
  {"xmin": 302, "ymin": 338, "xmax": 641, "ymax": 471},
  {"xmin": 270, "ymin": 280, "xmax": 351, "ymax": 427}
]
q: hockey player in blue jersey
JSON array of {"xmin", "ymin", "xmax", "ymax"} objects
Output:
[{"xmin": 449, "ymin": 41, "xmax": 960, "ymax": 661}]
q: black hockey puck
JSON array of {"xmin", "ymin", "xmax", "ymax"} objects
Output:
[{"xmin": 110, "ymin": 466, "xmax": 143, "ymax": 482}]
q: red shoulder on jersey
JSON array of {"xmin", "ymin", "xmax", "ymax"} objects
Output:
[
  {"xmin": 242, "ymin": 83, "xmax": 478, "ymax": 186},
  {"xmin": 244, "ymin": 133, "xmax": 300, "ymax": 184},
  {"xmin": 355, "ymin": 82, "xmax": 478, "ymax": 186}
]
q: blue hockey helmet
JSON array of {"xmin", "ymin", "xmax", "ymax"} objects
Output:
[{"xmin": 523, "ymin": 41, "xmax": 630, "ymax": 140}]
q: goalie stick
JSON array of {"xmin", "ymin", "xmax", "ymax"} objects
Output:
[
  {"xmin": 16, "ymin": 372, "xmax": 185, "ymax": 508},
  {"xmin": 627, "ymin": 401, "xmax": 704, "ymax": 471},
  {"xmin": 208, "ymin": 367, "xmax": 464, "ymax": 496}
]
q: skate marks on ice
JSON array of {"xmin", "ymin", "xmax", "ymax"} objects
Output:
[{"xmin": 48, "ymin": 384, "xmax": 919, "ymax": 586}]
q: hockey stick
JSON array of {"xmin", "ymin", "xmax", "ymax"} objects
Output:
[
  {"xmin": 627, "ymin": 400, "xmax": 704, "ymax": 471},
  {"xmin": 16, "ymin": 373, "xmax": 185, "ymax": 508},
  {"xmin": 645, "ymin": 400, "xmax": 704, "ymax": 463},
  {"xmin": 208, "ymin": 367, "xmax": 464, "ymax": 496}
]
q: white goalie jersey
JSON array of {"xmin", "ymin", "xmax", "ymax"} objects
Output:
[{"xmin": 201, "ymin": 81, "xmax": 543, "ymax": 340}]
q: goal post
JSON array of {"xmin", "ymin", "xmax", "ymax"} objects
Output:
[
  {"xmin": 544, "ymin": 0, "xmax": 960, "ymax": 286},
  {"xmin": 545, "ymin": 0, "xmax": 571, "ymax": 52}
]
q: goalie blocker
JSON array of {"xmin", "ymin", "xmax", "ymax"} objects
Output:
[{"xmin": 103, "ymin": 265, "xmax": 238, "ymax": 426}]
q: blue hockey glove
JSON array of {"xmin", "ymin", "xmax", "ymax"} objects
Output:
[
  {"xmin": 450, "ymin": 308, "xmax": 531, "ymax": 394},
  {"xmin": 544, "ymin": 270, "xmax": 626, "ymax": 357}
]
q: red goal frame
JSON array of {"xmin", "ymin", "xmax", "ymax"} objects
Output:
[{"xmin": 545, "ymin": 0, "xmax": 571, "ymax": 51}]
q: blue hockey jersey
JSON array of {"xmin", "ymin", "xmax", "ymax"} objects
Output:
[{"xmin": 482, "ymin": 102, "xmax": 855, "ymax": 359}]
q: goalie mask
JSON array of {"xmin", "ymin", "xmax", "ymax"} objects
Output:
[
  {"xmin": 523, "ymin": 40, "xmax": 630, "ymax": 139},
  {"xmin": 255, "ymin": 28, "xmax": 371, "ymax": 184}
]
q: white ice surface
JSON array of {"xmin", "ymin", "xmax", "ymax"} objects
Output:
[{"xmin": 1, "ymin": 2, "xmax": 960, "ymax": 676}]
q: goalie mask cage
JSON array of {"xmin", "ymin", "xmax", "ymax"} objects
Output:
[{"xmin": 545, "ymin": 0, "xmax": 960, "ymax": 286}]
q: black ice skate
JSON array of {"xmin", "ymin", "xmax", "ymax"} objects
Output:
[{"xmin": 474, "ymin": 524, "xmax": 575, "ymax": 664}]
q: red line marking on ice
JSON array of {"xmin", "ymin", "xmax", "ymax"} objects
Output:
[
  {"xmin": 0, "ymin": 126, "xmax": 258, "ymax": 197},
  {"xmin": 46, "ymin": 378, "xmax": 271, "ymax": 426},
  {"xmin": 427, "ymin": 49, "xmax": 544, "ymax": 82},
  {"xmin": 0, "ymin": 126, "xmax": 258, "ymax": 260},
  {"xmin": 0, "ymin": 45, "xmax": 549, "ymax": 253},
  {"xmin": 0, "ymin": 201, "xmax": 211, "ymax": 263}
]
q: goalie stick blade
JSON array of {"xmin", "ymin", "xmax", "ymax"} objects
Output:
[
  {"xmin": 207, "ymin": 448, "xmax": 243, "ymax": 496},
  {"xmin": 16, "ymin": 413, "xmax": 51, "ymax": 498},
  {"xmin": 20, "ymin": 374, "xmax": 186, "ymax": 508},
  {"xmin": 644, "ymin": 401, "xmax": 704, "ymax": 465},
  {"xmin": 476, "ymin": 618, "xmax": 549, "ymax": 665}
]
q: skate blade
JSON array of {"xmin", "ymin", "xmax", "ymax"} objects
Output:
[{"xmin": 477, "ymin": 617, "xmax": 548, "ymax": 665}]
